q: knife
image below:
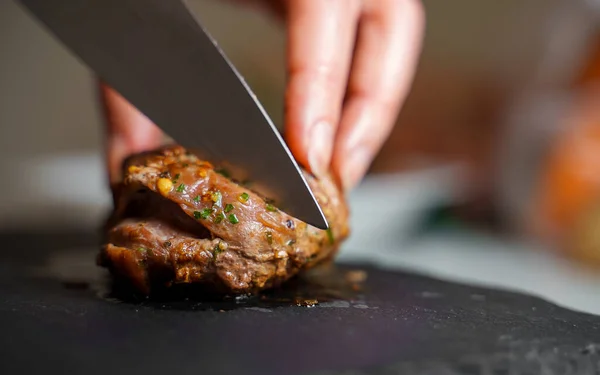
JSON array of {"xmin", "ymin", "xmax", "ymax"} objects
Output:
[{"xmin": 17, "ymin": 0, "xmax": 329, "ymax": 229}]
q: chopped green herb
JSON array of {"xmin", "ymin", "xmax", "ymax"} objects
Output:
[
  {"xmin": 137, "ymin": 247, "xmax": 146, "ymax": 253},
  {"xmin": 228, "ymin": 214, "xmax": 239, "ymax": 224},
  {"xmin": 286, "ymin": 239, "xmax": 296, "ymax": 246},
  {"xmin": 326, "ymin": 228, "xmax": 335, "ymax": 245},
  {"xmin": 163, "ymin": 241, "xmax": 172, "ymax": 248},
  {"xmin": 239, "ymin": 192, "xmax": 249, "ymax": 203},
  {"xmin": 211, "ymin": 191, "xmax": 223, "ymax": 206},
  {"xmin": 215, "ymin": 168, "xmax": 231, "ymax": 178},
  {"xmin": 172, "ymin": 173, "xmax": 181, "ymax": 183},
  {"xmin": 266, "ymin": 203, "xmax": 277, "ymax": 212},
  {"xmin": 214, "ymin": 212, "xmax": 225, "ymax": 224},
  {"xmin": 224, "ymin": 203, "xmax": 234, "ymax": 213},
  {"xmin": 201, "ymin": 208, "xmax": 213, "ymax": 219},
  {"xmin": 176, "ymin": 183, "xmax": 185, "ymax": 193},
  {"xmin": 265, "ymin": 231, "xmax": 273, "ymax": 244},
  {"xmin": 194, "ymin": 208, "xmax": 213, "ymax": 220},
  {"xmin": 213, "ymin": 244, "xmax": 223, "ymax": 256},
  {"xmin": 213, "ymin": 241, "xmax": 227, "ymax": 256},
  {"xmin": 193, "ymin": 195, "xmax": 201, "ymax": 203}
]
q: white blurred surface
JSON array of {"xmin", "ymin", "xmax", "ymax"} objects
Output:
[
  {"xmin": 341, "ymin": 228, "xmax": 600, "ymax": 317},
  {"xmin": 0, "ymin": 153, "xmax": 111, "ymax": 229},
  {"xmin": 342, "ymin": 170, "xmax": 600, "ymax": 317}
]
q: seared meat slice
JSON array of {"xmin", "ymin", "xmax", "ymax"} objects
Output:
[{"xmin": 98, "ymin": 145, "xmax": 349, "ymax": 294}]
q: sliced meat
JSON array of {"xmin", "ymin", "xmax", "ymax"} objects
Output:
[{"xmin": 98, "ymin": 145, "xmax": 350, "ymax": 294}]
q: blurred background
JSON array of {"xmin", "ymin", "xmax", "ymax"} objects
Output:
[{"xmin": 2, "ymin": 0, "xmax": 600, "ymax": 313}]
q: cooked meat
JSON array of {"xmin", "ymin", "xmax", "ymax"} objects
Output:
[{"xmin": 98, "ymin": 145, "xmax": 350, "ymax": 295}]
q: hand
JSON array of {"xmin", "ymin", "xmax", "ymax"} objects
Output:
[{"xmin": 100, "ymin": 0, "xmax": 424, "ymax": 191}]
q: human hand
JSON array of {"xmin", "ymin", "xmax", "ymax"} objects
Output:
[{"xmin": 100, "ymin": 0, "xmax": 424, "ymax": 191}]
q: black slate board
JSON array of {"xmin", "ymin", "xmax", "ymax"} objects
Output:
[{"xmin": 0, "ymin": 230, "xmax": 599, "ymax": 375}]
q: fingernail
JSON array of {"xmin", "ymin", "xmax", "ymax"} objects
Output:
[
  {"xmin": 341, "ymin": 147, "xmax": 371, "ymax": 191},
  {"xmin": 308, "ymin": 120, "xmax": 333, "ymax": 177}
]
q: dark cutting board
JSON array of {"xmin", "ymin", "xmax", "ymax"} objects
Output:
[{"xmin": 0, "ymin": 230, "xmax": 599, "ymax": 375}]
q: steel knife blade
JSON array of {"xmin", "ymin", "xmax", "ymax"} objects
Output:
[{"xmin": 17, "ymin": 0, "xmax": 328, "ymax": 229}]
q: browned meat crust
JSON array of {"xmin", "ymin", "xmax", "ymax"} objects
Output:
[{"xmin": 98, "ymin": 146, "xmax": 349, "ymax": 294}]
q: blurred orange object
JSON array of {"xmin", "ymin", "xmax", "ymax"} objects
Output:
[
  {"xmin": 531, "ymin": 88, "xmax": 600, "ymax": 242},
  {"xmin": 530, "ymin": 31, "xmax": 600, "ymax": 263}
]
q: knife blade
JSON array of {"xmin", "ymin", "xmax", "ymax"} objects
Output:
[{"xmin": 17, "ymin": 0, "xmax": 329, "ymax": 229}]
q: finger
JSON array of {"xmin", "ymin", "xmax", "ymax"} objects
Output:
[
  {"xmin": 284, "ymin": 0, "xmax": 361, "ymax": 177},
  {"xmin": 331, "ymin": 0, "xmax": 425, "ymax": 190},
  {"xmin": 98, "ymin": 82, "xmax": 163, "ymax": 184}
]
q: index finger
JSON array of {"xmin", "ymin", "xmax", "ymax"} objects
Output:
[
  {"xmin": 331, "ymin": 0, "xmax": 425, "ymax": 190},
  {"xmin": 283, "ymin": 0, "xmax": 361, "ymax": 177}
]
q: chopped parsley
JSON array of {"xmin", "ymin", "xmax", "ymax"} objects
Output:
[
  {"xmin": 201, "ymin": 208, "xmax": 213, "ymax": 219},
  {"xmin": 193, "ymin": 195, "xmax": 201, "ymax": 203},
  {"xmin": 224, "ymin": 203, "xmax": 234, "ymax": 213},
  {"xmin": 228, "ymin": 214, "xmax": 239, "ymax": 224},
  {"xmin": 172, "ymin": 173, "xmax": 181, "ymax": 183},
  {"xmin": 194, "ymin": 208, "xmax": 213, "ymax": 220},
  {"xmin": 266, "ymin": 203, "xmax": 277, "ymax": 212},
  {"xmin": 238, "ymin": 192, "xmax": 249, "ymax": 203},
  {"xmin": 214, "ymin": 212, "xmax": 225, "ymax": 224},
  {"xmin": 137, "ymin": 247, "xmax": 146, "ymax": 253},
  {"xmin": 326, "ymin": 228, "xmax": 335, "ymax": 245},
  {"xmin": 215, "ymin": 168, "xmax": 231, "ymax": 178},
  {"xmin": 213, "ymin": 245, "xmax": 223, "ymax": 256},
  {"xmin": 176, "ymin": 183, "xmax": 185, "ymax": 193}
]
